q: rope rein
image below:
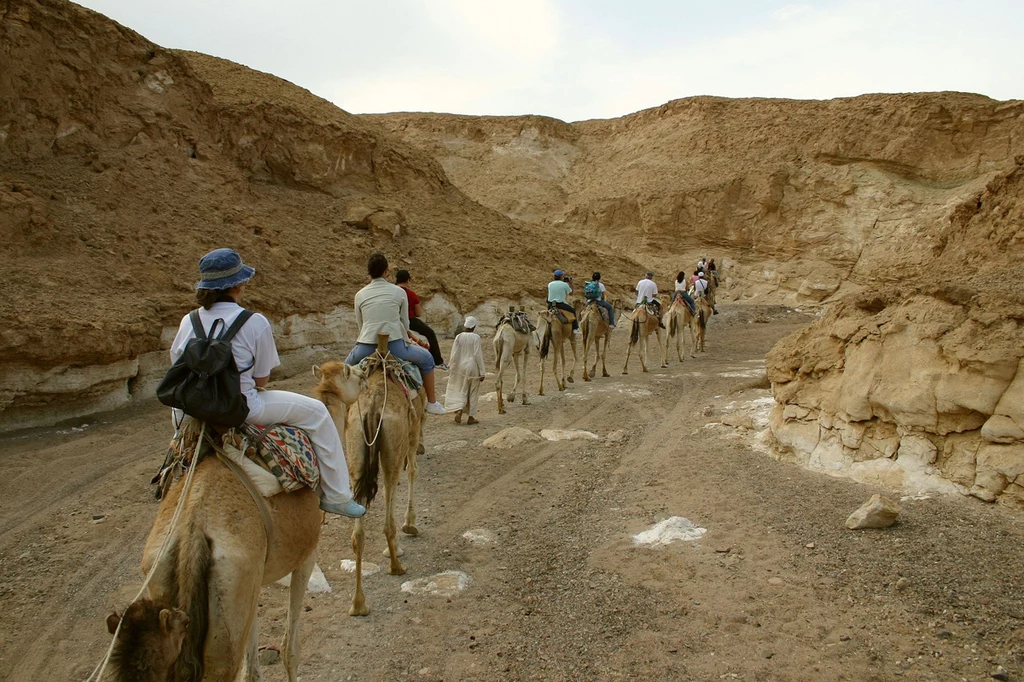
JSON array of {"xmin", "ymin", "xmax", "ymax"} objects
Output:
[
  {"xmin": 356, "ymin": 349, "xmax": 391, "ymax": 448},
  {"xmin": 86, "ymin": 422, "xmax": 208, "ymax": 682}
]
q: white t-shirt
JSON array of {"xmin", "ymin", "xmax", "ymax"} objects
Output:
[
  {"xmin": 169, "ymin": 301, "xmax": 280, "ymax": 416},
  {"xmin": 354, "ymin": 278, "xmax": 410, "ymax": 344},
  {"xmin": 635, "ymin": 278, "xmax": 658, "ymax": 304},
  {"xmin": 693, "ymin": 278, "xmax": 709, "ymax": 296},
  {"xmin": 673, "ymin": 280, "xmax": 687, "ymax": 292}
]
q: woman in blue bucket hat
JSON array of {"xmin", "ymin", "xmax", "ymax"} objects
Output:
[{"xmin": 168, "ymin": 247, "xmax": 366, "ymax": 518}]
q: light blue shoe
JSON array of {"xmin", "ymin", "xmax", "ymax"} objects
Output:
[{"xmin": 320, "ymin": 499, "xmax": 366, "ymax": 518}]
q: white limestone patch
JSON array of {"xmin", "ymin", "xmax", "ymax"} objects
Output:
[
  {"xmin": 433, "ymin": 440, "xmax": 468, "ymax": 453},
  {"xmin": 633, "ymin": 517, "xmax": 707, "ymax": 546},
  {"xmin": 540, "ymin": 429, "xmax": 602, "ymax": 442},
  {"xmin": 719, "ymin": 367, "xmax": 765, "ymax": 378},
  {"xmin": 401, "ymin": 570, "xmax": 472, "ymax": 598},
  {"xmin": 276, "ymin": 563, "xmax": 332, "ymax": 592},
  {"xmin": 339, "ymin": 560, "xmax": 381, "ymax": 577},
  {"xmin": 462, "ymin": 528, "xmax": 497, "ymax": 546}
]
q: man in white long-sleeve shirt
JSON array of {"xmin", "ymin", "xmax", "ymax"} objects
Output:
[{"xmin": 344, "ymin": 252, "xmax": 446, "ymax": 414}]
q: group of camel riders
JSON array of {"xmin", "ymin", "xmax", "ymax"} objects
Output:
[
  {"xmin": 546, "ymin": 256, "xmax": 719, "ymax": 328},
  {"xmin": 169, "ymin": 248, "xmax": 720, "ymax": 523},
  {"xmin": 170, "ymin": 249, "xmax": 452, "ymax": 522}
]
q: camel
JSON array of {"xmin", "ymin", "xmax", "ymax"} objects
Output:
[
  {"xmin": 124, "ymin": 365, "xmax": 364, "ymax": 682},
  {"xmin": 313, "ymin": 334, "xmax": 426, "ymax": 617},
  {"xmin": 579, "ymin": 303, "xmax": 612, "ymax": 381},
  {"xmin": 693, "ymin": 294, "xmax": 714, "ymax": 352},
  {"xmin": 493, "ymin": 313, "xmax": 532, "ymax": 414},
  {"xmin": 622, "ymin": 303, "xmax": 668, "ymax": 373},
  {"xmin": 105, "ymin": 599, "xmax": 189, "ymax": 682},
  {"xmin": 536, "ymin": 309, "xmax": 578, "ymax": 394},
  {"xmin": 139, "ymin": 448, "xmax": 324, "ymax": 681},
  {"xmin": 667, "ymin": 297, "xmax": 698, "ymax": 362}
]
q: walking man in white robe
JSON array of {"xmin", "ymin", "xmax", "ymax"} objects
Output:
[{"xmin": 445, "ymin": 316, "xmax": 487, "ymax": 424}]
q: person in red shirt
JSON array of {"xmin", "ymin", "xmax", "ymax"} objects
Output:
[{"xmin": 395, "ymin": 269, "xmax": 448, "ymax": 370}]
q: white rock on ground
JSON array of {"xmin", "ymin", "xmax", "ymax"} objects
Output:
[
  {"xmin": 275, "ymin": 562, "xmax": 332, "ymax": 592},
  {"xmin": 845, "ymin": 494, "xmax": 901, "ymax": 530},
  {"xmin": 539, "ymin": 429, "xmax": 602, "ymax": 441},
  {"xmin": 633, "ymin": 517, "xmax": 707, "ymax": 546},
  {"xmin": 401, "ymin": 571, "xmax": 472, "ymax": 597},
  {"xmin": 482, "ymin": 427, "xmax": 543, "ymax": 449}
]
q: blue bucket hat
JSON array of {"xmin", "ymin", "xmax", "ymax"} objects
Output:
[
  {"xmin": 553, "ymin": 269, "xmax": 564, "ymax": 277},
  {"xmin": 195, "ymin": 248, "xmax": 256, "ymax": 290}
]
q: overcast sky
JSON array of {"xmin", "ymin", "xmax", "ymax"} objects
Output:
[{"xmin": 78, "ymin": 0, "xmax": 1024, "ymax": 122}]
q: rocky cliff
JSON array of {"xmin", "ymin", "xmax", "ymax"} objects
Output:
[{"xmin": 0, "ymin": 0, "xmax": 641, "ymax": 430}]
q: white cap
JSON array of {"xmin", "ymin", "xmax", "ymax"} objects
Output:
[{"xmin": 464, "ymin": 316, "xmax": 478, "ymax": 329}]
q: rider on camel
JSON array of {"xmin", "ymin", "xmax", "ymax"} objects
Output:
[
  {"xmin": 584, "ymin": 272, "xmax": 616, "ymax": 328},
  {"xmin": 169, "ymin": 248, "xmax": 366, "ymax": 518},
  {"xmin": 344, "ymin": 252, "xmax": 446, "ymax": 415},
  {"xmin": 635, "ymin": 271, "xmax": 664, "ymax": 326},
  {"xmin": 673, "ymin": 271, "xmax": 696, "ymax": 314},
  {"xmin": 547, "ymin": 269, "xmax": 581, "ymax": 335},
  {"xmin": 395, "ymin": 269, "xmax": 448, "ymax": 371}
]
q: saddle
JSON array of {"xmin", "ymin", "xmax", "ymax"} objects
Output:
[
  {"xmin": 357, "ymin": 351, "xmax": 422, "ymax": 399},
  {"xmin": 585, "ymin": 300, "xmax": 611, "ymax": 325},
  {"xmin": 153, "ymin": 418, "xmax": 320, "ymax": 499},
  {"xmin": 497, "ymin": 311, "xmax": 536, "ymax": 334},
  {"xmin": 549, "ymin": 307, "xmax": 577, "ymax": 325}
]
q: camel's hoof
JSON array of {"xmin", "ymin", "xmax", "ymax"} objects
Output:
[
  {"xmin": 416, "ymin": 443, "xmax": 425, "ymax": 455},
  {"xmin": 584, "ymin": 376, "xmax": 591, "ymax": 382},
  {"xmin": 566, "ymin": 377, "xmax": 574, "ymax": 384},
  {"xmin": 498, "ymin": 408, "xmax": 507, "ymax": 415},
  {"xmin": 388, "ymin": 564, "xmax": 407, "ymax": 576},
  {"xmin": 622, "ymin": 371, "xmax": 628, "ymax": 375},
  {"xmin": 349, "ymin": 603, "xmax": 370, "ymax": 617},
  {"xmin": 521, "ymin": 399, "xmax": 529, "ymax": 405},
  {"xmin": 602, "ymin": 372, "xmax": 610, "ymax": 378},
  {"xmin": 642, "ymin": 368, "xmax": 648, "ymax": 373},
  {"xmin": 506, "ymin": 393, "xmax": 515, "ymax": 403},
  {"xmin": 558, "ymin": 385, "xmax": 566, "ymax": 392},
  {"xmin": 402, "ymin": 524, "xmax": 419, "ymax": 536},
  {"xmin": 383, "ymin": 546, "xmax": 405, "ymax": 557}
]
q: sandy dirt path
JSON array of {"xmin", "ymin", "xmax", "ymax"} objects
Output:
[{"xmin": 1, "ymin": 305, "xmax": 1021, "ymax": 681}]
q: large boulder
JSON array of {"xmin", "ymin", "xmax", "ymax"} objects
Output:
[{"xmin": 845, "ymin": 494, "xmax": 901, "ymax": 530}]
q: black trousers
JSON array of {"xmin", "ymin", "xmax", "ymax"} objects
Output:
[
  {"xmin": 410, "ymin": 317, "xmax": 444, "ymax": 364},
  {"xmin": 549, "ymin": 301, "xmax": 579, "ymax": 330}
]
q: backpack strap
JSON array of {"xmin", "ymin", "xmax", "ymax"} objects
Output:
[
  {"xmin": 189, "ymin": 310, "xmax": 206, "ymax": 339},
  {"xmin": 219, "ymin": 309, "xmax": 255, "ymax": 342}
]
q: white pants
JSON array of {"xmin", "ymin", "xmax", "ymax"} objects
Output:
[{"xmin": 248, "ymin": 390, "xmax": 354, "ymax": 505}]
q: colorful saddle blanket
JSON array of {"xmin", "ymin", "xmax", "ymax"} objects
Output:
[
  {"xmin": 497, "ymin": 311, "xmax": 536, "ymax": 334},
  {"xmin": 240, "ymin": 423, "xmax": 320, "ymax": 493},
  {"xmin": 154, "ymin": 418, "xmax": 320, "ymax": 498}
]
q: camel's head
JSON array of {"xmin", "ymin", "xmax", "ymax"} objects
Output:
[
  {"xmin": 313, "ymin": 361, "xmax": 365, "ymax": 404},
  {"xmin": 107, "ymin": 600, "xmax": 189, "ymax": 679}
]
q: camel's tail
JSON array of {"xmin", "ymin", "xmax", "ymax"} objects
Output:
[
  {"xmin": 353, "ymin": 392, "xmax": 382, "ymax": 505},
  {"xmin": 540, "ymin": 323, "xmax": 552, "ymax": 359},
  {"xmin": 669, "ymin": 310, "xmax": 678, "ymax": 338},
  {"xmin": 629, "ymin": 318, "xmax": 641, "ymax": 346},
  {"xmin": 174, "ymin": 519, "xmax": 212, "ymax": 682},
  {"xmin": 698, "ymin": 307, "xmax": 707, "ymax": 330}
]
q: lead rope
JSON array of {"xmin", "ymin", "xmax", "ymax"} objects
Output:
[
  {"xmin": 85, "ymin": 421, "xmax": 208, "ymax": 682},
  {"xmin": 356, "ymin": 349, "xmax": 390, "ymax": 448}
]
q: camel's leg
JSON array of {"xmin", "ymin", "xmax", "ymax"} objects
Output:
[
  {"xmin": 281, "ymin": 552, "xmax": 316, "ymax": 682},
  {"xmin": 402, "ymin": 440, "xmax": 419, "ymax": 536},
  {"xmin": 496, "ymin": 353, "xmax": 506, "ymax": 415},
  {"xmin": 601, "ymin": 334, "xmax": 610, "ymax": 377},
  {"xmin": 582, "ymin": 328, "xmax": 591, "ymax": 382},
  {"xmin": 243, "ymin": 619, "xmax": 263, "ymax": 682},
  {"xmin": 203, "ymin": 553, "xmax": 262, "ymax": 681},
  {"xmin": 640, "ymin": 333, "xmax": 648, "ymax": 373},
  {"xmin": 658, "ymin": 328, "xmax": 669, "ymax": 368},
  {"xmin": 556, "ymin": 340, "xmax": 566, "ymax": 391},
  {"xmin": 382, "ymin": 464, "xmax": 406, "ymax": 575},
  {"xmin": 566, "ymin": 330, "xmax": 577, "ymax": 383},
  {"xmin": 349, "ymin": 518, "xmax": 369, "ymax": 616},
  {"xmin": 516, "ymin": 353, "xmax": 529, "ymax": 405},
  {"xmin": 622, "ymin": 340, "xmax": 632, "ymax": 375},
  {"xmin": 539, "ymin": 349, "xmax": 546, "ymax": 396}
]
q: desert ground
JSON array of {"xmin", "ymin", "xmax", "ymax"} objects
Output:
[{"xmin": 1, "ymin": 305, "xmax": 1022, "ymax": 682}]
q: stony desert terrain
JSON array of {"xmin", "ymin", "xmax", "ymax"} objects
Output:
[{"xmin": 2, "ymin": 0, "xmax": 1024, "ymax": 680}]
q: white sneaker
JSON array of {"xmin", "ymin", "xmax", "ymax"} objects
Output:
[
  {"xmin": 573, "ymin": 328, "xmax": 582, "ymax": 335},
  {"xmin": 425, "ymin": 401, "xmax": 447, "ymax": 415}
]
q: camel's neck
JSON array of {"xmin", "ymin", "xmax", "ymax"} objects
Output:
[{"xmin": 320, "ymin": 391, "xmax": 350, "ymax": 440}]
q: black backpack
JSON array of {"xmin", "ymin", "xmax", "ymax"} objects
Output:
[{"xmin": 157, "ymin": 309, "xmax": 255, "ymax": 427}]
